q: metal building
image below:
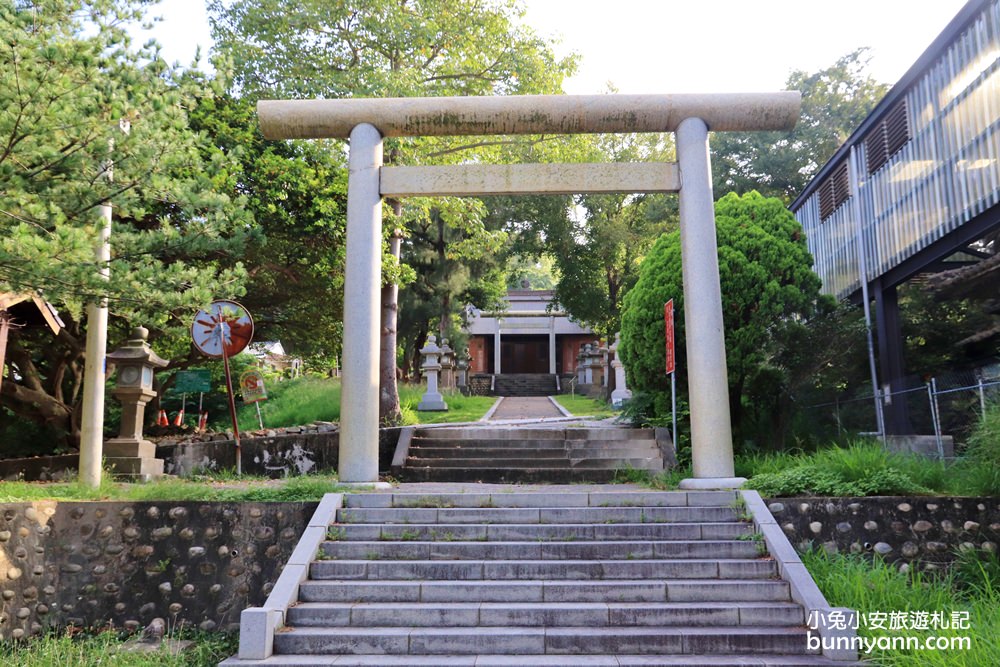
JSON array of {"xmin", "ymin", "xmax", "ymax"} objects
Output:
[{"xmin": 791, "ymin": 0, "xmax": 1000, "ymax": 434}]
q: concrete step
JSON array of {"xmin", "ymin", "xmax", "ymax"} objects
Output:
[
  {"xmin": 222, "ymin": 654, "xmax": 859, "ymax": 666},
  {"xmin": 409, "ymin": 438, "xmax": 568, "ymax": 450},
  {"xmin": 412, "ymin": 427, "xmax": 655, "ymax": 441},
  {"xmin": 341, "ymin": 491, "xmax": 738, "ymax": 508},
  {"xmin": 412, "ymin": 428, "xmax": 574, "ymax": 440},
  {"xmin": 285, "ymin": 601, "xmax": 805, "ymax": 628},
  {"xmin": 271, "ymin": 625, "xmax": 814, "ymax": 656},
  {"xmin": 219, "ymin": 654, "xmax": 861, "ymax": 667},
  {"xmin": 319, "ymin": 539, "xmax": 764, "ymax": 560},
  {"xmin": 331, "ymin": 521, "xmax": 754, "ymax": 542},
  {"xmin": 336, "ymin": 506, "xmax": 739, "ymax": 525},
  {"xmin": 398, "ymin": 466, "xmax": 622, "ymax": 483},
  {"xmin": 406, "ymin": 457, "xmax": 573, "ymax": 468},
  {"xmin": 568, "ymin": 458, "xmax": 664, "ymax": 470},
  {"xmin": 309, "ymin": 558, "xmax": 778, "ymax": 581},
  {"xmin": 297, "ymin": 578, "xmax": 791, "ymax": 603}
]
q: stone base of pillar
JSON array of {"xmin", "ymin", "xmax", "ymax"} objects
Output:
[
  {"xmin": 417, "ymin": 392, "xmax": 448, "ymax": 411},
  {"xmin": 678, "ymin": 476, "xmax": 747, "ymax": 490},
  {"xmin": 610, "ymin": 388, "xmax": 632, "ymax": 407},
  {"xmin": 105, "ymin": 455, "xmax": 165, "ymax": 481},
  {"xmin": 104, "ymin": 439, "xmax": 156, "ymax": 458}
]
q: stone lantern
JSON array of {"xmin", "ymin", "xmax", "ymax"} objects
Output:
[
  {"xmin": 417, "ymin": 335, "xmax": 448, "ymax": 411},
  {"xmin": 439, "ymin": 337, "xmax": 455, "ymax": 390},
  {"xmin": 577, "ymin": 344, "xmax": 590, "ymax": 385},
  {"xmin": 105, "ymin": 326, "xmax": 169, "ymax": 479}
]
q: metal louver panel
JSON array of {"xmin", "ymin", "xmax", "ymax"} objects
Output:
[
  {"xmin": 884, "ymin": 99, "xmax": 910, "ymax": 157},
  {"xmin": 865, "ymin": 126, "xmax": 888, "ymax": 174},
  {"xmin": 819, "ymin": 177, "xmax": 835, "ymax": 220}
]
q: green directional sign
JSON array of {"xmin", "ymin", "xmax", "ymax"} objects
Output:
[{"xmin": 174, "ymin": 369, "xmax": 212, "ymax": 394}]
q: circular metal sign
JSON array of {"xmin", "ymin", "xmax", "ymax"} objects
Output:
[{"xmin": 191, "ymin": 300, "xmax": 254, "ymax": 359}]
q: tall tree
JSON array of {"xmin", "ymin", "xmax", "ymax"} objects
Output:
[
  {"xmin": 711, "ymin": 49, "xmax": 889, "ymax": 201},
  {"xmin": 209, "ymin": 0, "xmax": 577, "ymax": 423},
  {"xmin": 541, "ymin": 133, "xmax": 676, "ymax": 337},
  {"xmin": 0, "ymin": 0, "xmax": 251, "ymax": 447}
]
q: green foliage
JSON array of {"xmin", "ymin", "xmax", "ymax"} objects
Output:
[
  {"xmin": 738, "ymin": 440, "xmax": 1000, "ymax": 497},
  {"xmin": 804, "ymin": 549, "xmax": 1000, "ymax": 667},
  {"xmin": 619, "ymin": 191, "xmax": 823, "ymax": 448},
  {"xmin": 225, "ymin": 377, "xmax": 342, "ymax": 432},
  {"xmin": 0, "ymin": 0, "xmax": 251, "ymax": 448},
  {"xmin": 712, "ymin": 49, "xmax": 890, "ymax": 201},
  {"xmin": 546, "ymin": 134, "xmax": 677, "ymax": 337},
  {"xmin": 0, "ymin": 629, "xmax": 238, "ymax": 667}
]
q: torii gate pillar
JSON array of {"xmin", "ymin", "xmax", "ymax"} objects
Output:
[{"xmin": 339, "ymin": 123, "xmax": 383, "ymax": 482}]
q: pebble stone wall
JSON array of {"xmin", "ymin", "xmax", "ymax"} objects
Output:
[
  {"xmin": 0, "ymin": 501, "xmax": 316, "ymax": 640},
  {"xmin": 766, "ymin": 496, "xmax": 1000, "ymax": 571}
]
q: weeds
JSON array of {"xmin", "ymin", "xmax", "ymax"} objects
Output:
[
  {"xmin": 803, "ymin": 548, "xmax": 1000, "ymax": 667},
  {"xmin": 0, "ymin": 627, "xmax": 237, "ymax": 667}
]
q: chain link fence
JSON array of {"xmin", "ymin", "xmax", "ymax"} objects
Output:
[{"xmin": 798, "ymin": 365, "xmax": 1000, "ymax": 453}]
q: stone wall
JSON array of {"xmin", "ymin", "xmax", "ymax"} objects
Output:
[
  {"xmin": 767, "ymin": 496, "xmax": 1000, "ymax": 570},
  {"xmin": 0, "ymin": 500, "xmax": 318, "ymax": 640}
]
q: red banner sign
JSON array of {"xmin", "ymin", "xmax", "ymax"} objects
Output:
[{"xmin": 664, "ymin": 300, "xmax": 675, "ymax": 375}]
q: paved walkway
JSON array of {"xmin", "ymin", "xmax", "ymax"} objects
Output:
[{"xmin": 487, "ymin": 396, "xmax": 564, "ymax": 420}]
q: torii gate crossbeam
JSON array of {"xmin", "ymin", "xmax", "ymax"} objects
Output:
[{"xmin": 257, "ymin": 92, "xmax": 800, "ymax": 489}]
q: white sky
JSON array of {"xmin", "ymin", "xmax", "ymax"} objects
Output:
[{"xmin": 141, "ymin": 0, "xmax": 970, "ymax": 92}]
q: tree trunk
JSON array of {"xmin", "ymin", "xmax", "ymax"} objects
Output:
[{"xmin": 379, "ymin": 199, "xmax": 403, "ymax": 425}]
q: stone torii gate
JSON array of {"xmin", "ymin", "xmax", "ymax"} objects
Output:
[{"xmin": 258, "ymin": 93, "xmax": 800, "ymax": 489}]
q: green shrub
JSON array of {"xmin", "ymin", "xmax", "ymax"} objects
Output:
[{"xmin": 619, "ymin": 191, "xmax": 823, "ymax": 450}]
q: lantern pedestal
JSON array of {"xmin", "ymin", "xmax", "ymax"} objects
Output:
[{"xmin": 106, "ymin": 327, "xmax": 169, "ymax": 480}]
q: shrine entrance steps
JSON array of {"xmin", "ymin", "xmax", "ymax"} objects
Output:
[
  {"xmin": 222, "ymin": 490, "xmax": 860, "ymax": 666},
  {"xmin": 396, "ymin": 425, "xmax": 664, "ymax": 483}
]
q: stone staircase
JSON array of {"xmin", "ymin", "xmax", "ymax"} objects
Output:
[
  {"xmin": 397, "ymin": 426, "xmax": 664, "ymax": 483},
  {"xmin": 223, "ymin": 491, "xmax": 855, "ymax": 666},
  {"xmin": 494, "ymin": 373, "xmax": 559, "ymax": 396}
]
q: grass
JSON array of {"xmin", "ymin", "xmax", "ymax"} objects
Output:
[
  {"xmin": 0, "ymin": 629, "xmax": 237, "ymax": 667},
  {"xmin": 0, "ymin": 470, "xmax": 348, "ymax": 503},
  {"xmin": 550, "ymin": 394, "xmax": 619, "ymax": 419},
  {"xmin": 398, "ymin": 384, "xmax": 497, "ymax": 424},
  {"xmin": 217, "ymin": 377, "xmax": 497, "ymax": 430},
  {"xmin": 612, "ymin": 465, "xmax": 689, "ymax": 490},
  {"xmin": 738, "ymin": 439, "xmax": 1000, "ymax": 497},
  {"xmin": 221, "ymin": 377, "xmax": 341, "ymax": 432},
  {"xmin": 804, "ymin": 548, "xmax": 1000, "ymax": 666}
]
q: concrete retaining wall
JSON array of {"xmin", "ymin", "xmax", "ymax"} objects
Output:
[{"xmin": 0, "ymin": 427, "xmax": 402, "ymax": 481}]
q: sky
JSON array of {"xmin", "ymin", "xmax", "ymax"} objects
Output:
[{"xmin": 140, "ymin": 0, "xmax": 970, "ymax": 93}]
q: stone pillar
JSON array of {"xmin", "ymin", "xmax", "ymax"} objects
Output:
[
  {"xmin": 339, "ymin": 123, "xmax": 383, "ymax": 483},
  {"xmin": 583, "ymin": 344, "xmax": 594, "ymax": 385},
  {"xmin": 610, "ymin": 332, "xmax": 632, "ymax": 407},
  {"xmin": 599, "ymin": 341, "xmax": 609, "ymax": 388},
  {"xmin": 676, "ymin": 117, "xmax": 744, "ymax": 490},
  {"xmin": 439, "ymin": 338, "xmax": 455, "ymax": 390},
  {"xmin": 456, "ymin": 348, "xmax": 470, "ymax": 392},
  {"xmin": 548, "ymin": 317, "xmax": 557, "ymax": 375},
  {"xmin": 493, "ymin": 320, "xmax": 502, "ymax": 376},
  {"xmin": 577, "ymin": 344, "xmax": 588, "ymax": 385},
  {"xmin": 417, "ymin": 335, "xmax": 448, "ymax": 411}
]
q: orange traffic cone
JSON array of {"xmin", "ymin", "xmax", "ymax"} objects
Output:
[
  {"xmin": 173, "ymin": 408, "xmax": 185, "ymax": 426},
  {"xmin": 157, "ymin": 410, "xmax": 168, "ymax": 427},
  {"xmin": 198, "ymin": 412, "xmax": 208, "ymax": 432}
]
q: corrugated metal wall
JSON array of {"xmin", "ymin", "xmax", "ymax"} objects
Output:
[{"xmin": 795, "ymin": 0, "xmax": 1000, "ymax": 298}]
